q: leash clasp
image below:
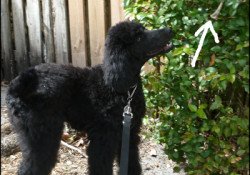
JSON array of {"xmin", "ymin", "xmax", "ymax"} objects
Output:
[{"xmin": 123, "ymin": 104, "xmax": 133, "ymax": 118}]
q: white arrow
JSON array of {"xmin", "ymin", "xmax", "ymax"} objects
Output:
[{"xmin": 191, "ymin": 20, "xmax": 219, "ymax": 67}]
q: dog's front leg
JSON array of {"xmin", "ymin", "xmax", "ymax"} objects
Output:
[
  {"xmin": 118, "ymin": 132, "xmax": 142, "ymax": 175},
  {"xmin": 87, "ymin": 133, "xmax": 117, "ymax": 175}
]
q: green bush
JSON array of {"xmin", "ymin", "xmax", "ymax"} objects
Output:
[{"xmin": 124, "ymin": 0, "xmax": 249, "ymax": 174}]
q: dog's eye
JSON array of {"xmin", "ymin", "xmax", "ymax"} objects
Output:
[{"xmin": 137, "ymin": 37, "xmax": 142, "ymax": 42}]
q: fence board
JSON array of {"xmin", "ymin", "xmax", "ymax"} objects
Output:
[
  {"xmin": 25, "ymin": 0, "xmax": 42, "ymax": 66},
  {"xmin": 12, "ymin": 0, "xmax": 29, "ymax": 72},
  {"xmin": 51, "ymin": 0, "xmax": 70, "ymax": 64},
  {"xmin": 1, "ymin": 0, "xmax": 127, "ymax": 81},
  {"xmin": 42, "ymin": 0, "xmax": 55, "ymax": 63},
  {"xmin": 68, "ymin": 0, "xmax": 87, "ymax": 67},
  {"xmin": 111, "ymin": 0, "xmax": 124, "ymax": 26},
  {"xmin": 1, "ymin": 0, "xmax": 13, "ymax": 81},
  {"xmin": 88, "ymin": 0, "xmax": 106, "ymax": 66}
]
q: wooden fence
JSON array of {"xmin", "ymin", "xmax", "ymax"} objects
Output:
[{"xmin": 1, "ymin": 0, "xmax": 125, "ymax": 81}]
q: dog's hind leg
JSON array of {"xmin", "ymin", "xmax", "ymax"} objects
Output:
[{"xmin": 9, "ymin": 105, "xmax": 64, "ymax": 175}]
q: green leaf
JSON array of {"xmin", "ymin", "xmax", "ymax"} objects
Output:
[
  {"xmin": 219, "ymin": 80, "xmax": 228, "ymax": 90},
  {"xmin": 230, "ymin": 122, "xmax": 238, "ymax": 135},
  {"xmin": 236, "ymin": 44, "xmax": 244, "ymax": 51},
  {"xmin": 215, "ymin": 127, "xmax": 220, "ymax": 134},
  {"xmin": 173, "ymin": 166, "xmax": 181, "ymax": 172},
  {"xmin": 230, "ymin": 66, "xmax": 236, "ymax": 74},
  {"xmin": 123, "ymin": 0, "xmax": 130, "ymax": 8},
  {"xmin": 197, "ymin": 108, "xmax": 207, "ymax": 119},
  {"xmin": 181, "ymin": 144, "xmax": 192, "ymax": 152},
  {"xmin": 188, "ymin": 104, "xmax": 197, "ymax": 112},
  {"xmin": 183, "ymin": 80, "xmax": 192, "ymax": 86},
  {"xmin": 236, "ymin": 149, "xmax": 245, "ymax": 156},
  {"xmin": 215, "ymin": 95, "xmax": 222, "ymax": 104},
  {"xmin": 136, "ymin": 12, "xmax": 148, "ymax": 20},
  {"xmin": 219, "ymin": 141, "xmax": 226, "ymax": 148},
  {"xmin": 236, "ymin": 18, "xmax": 245, "ymax": 26},
  {"xmin": 206, "ymin": 67, "xmax": 218, "ymax": 73},
  {"xmin": 173, "ymin": 152, "xmax": 179, "ymax": 159},
  {"xmin": 210, "ymin": 95, "xmax": 222, "ymax": 110},
  {"xmin": 200, "ymin": 149, "xmax": 212, "ymax": 158},
  {"xmin": 246, "ymin": 108, "xmax": 249, "ymax": 117},
  {"xmin": 172, "ymin": 47, "xmax": 183, "ymax": 56},
  {"xmin": 201, "ymin": 122, "xmax": 210, "ymax": 132},
  {"xmin": 223, "ymin": 127, "xmax": 231, "ymax": 137},
  {"xmin": 211, "ymin": 46, "xmax": 221, "ymax": 52},
  {"xmin": 196, "ymin": 135, "xmax": 205, "ymax": 142},
  {"xmin": 182, "ymin": 16, "xmax": 189, "ymax": 24},
  {"xmin": 237, "ymin": 136, "xmax": 249, "ymax": 148},
  {"xmin": 200, "ymin": 104, "xmax": 208, "ymax": 109},
  {"xmin": 228, "ymin": 74, "xmax": 236, "ymax": 84},
  {"xmin": 238, "ymin": 58, "xmax": 247, "ymax": 67},
  {"xmin": 224, "ymin": 60, "xmax": 233, "ymax": 69},
  {"xmin": 183, "ymin": 47, "xmax": 194, "ymax": 55},
  {"xmin": 239, "ymin": 119, "xmax": 248, "ymax": 131}
]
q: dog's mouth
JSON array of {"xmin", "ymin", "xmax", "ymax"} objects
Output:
[{"xmin": 147, "ymin": 41, "xmax": 173, "ymax": 57}]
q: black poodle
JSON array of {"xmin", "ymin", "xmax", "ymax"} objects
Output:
[{"xmin": 6, "ymin": 21, "xmax": 173, "ymax": 175}]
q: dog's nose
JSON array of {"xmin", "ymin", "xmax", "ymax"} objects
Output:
[
  {"xmin": 165, "ymin": 27, "xmax": 172, "ymax": 34},
  {"xmin": 166, "ymin": 27, "xmax": 171, "ymax": 33},
  {"xmin": 165, "ymin": 27, "xmax": 174, "ymax": 38}
]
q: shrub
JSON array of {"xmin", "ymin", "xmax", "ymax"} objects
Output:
[{"xmin": 124, "ymin": 0, "xmax": 249, "ymax": 174}]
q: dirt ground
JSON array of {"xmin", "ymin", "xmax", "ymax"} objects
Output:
[{"xmin": 1, "ymin": 85, "xmax": 186, "ymax": 175}]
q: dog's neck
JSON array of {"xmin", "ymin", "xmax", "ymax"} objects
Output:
[
  {"xmin": 103, "ymin": 64, "xmax": 141, "ymax": 93},
  {"xmin": 102, "ymin": 44, "xmax": 145, "ymax": 93}
]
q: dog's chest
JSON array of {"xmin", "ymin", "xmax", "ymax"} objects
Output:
[{"xmin": 91, "ymin": 92, "xmax": 126, "ymax": 118}]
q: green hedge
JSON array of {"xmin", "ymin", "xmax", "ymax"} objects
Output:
[{"xmin": 124, "ymin": 0, "xmax": 249, "ymax": 174}]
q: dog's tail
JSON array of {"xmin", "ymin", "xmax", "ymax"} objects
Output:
[{"xmin": 7, "ymin": 68, "xmax": 38, "ymax": 98}]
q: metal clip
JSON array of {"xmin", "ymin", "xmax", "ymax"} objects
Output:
[
  {"xmin": 123, "ymin": 104, "xmax": 133, "ymax": 118},
  {"xmin": 122, "ymin": 84, "xmax": 137, "ymax": 124}
]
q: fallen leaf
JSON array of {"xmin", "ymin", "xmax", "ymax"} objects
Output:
[
  {"xmin": 62, "ymin": 134, "xmax": 73, "ymax": 143},
  {"xmin": 75, "ymin": 138, "xmax": 84, "ymax": 147},
  {"xmin": 235, "ymin": 157, "xmax": 242, "ymax": 161},
  {"xmin": 10, "ymin": 155, "xmax": 16, "ymax": 160},
  {"xmin": 154, "ymin": 162, "xmax": 159, "ymax": 167},
  {"xmin": 150, "ymin": 148, "xmax": 157, "ymax": 157},
  {"xmin": 145, "ymin": 164, "xmax": 151, "ymax": 170}
]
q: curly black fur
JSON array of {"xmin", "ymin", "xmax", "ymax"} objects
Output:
[{"xmin": 6, "ymin": 21, "xmax": 173, "ymax": 175}]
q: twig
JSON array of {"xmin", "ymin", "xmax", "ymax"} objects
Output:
[
  {"xmin": 60, "ymin": 141, "xmax": 88, "ymax": 158},
  {"xmin": 210, "ymin": 2, "xmax": 224, "ymax": 20}
]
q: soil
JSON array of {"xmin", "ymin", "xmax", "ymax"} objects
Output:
[{"xmin": 1, "ymin": 85, "xmax": 186, "ymax": 175}]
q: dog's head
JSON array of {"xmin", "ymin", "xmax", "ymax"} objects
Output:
[{"xmin": 103, "ymin": 21, "xmax": 174, "ymax": 93}]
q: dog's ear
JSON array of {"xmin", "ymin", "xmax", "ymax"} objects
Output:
[{"xmin": 103, "ymin": 50, "xmax": 136, "ymax": 93}]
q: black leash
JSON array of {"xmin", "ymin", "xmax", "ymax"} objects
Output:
[{"xmin": 119, "ymin": 85, "xmax": 137, "ymax": 175}]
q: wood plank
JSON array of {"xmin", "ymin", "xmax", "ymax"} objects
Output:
[
  {"xmin": 41, "ymin": 0, "xmax": 55, "ymax": 63},
  {"xmin": 68, "ymin": 0, "xmax": 87, "ymax": 67},
  {"xmin": 51, "ymin": 0, "xmax": 70, "ymax": 64},
  {"xmin": 25, "ymin": 0, "xmax": 43, "ymax": 66},
  {"xmin": 88, "ymin": 0, "xmax": 106, "ymax": 66},
  {"xmin": 11, "ymin": 0, "xmax": 29, "ymax": 73},
  {"xmin": 110, "ymin": 0, "xmax": 124, "ymax": 26},
  {"xmin": 1, "ymin": 0, "xmax": 14, "ymax": 81}
]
